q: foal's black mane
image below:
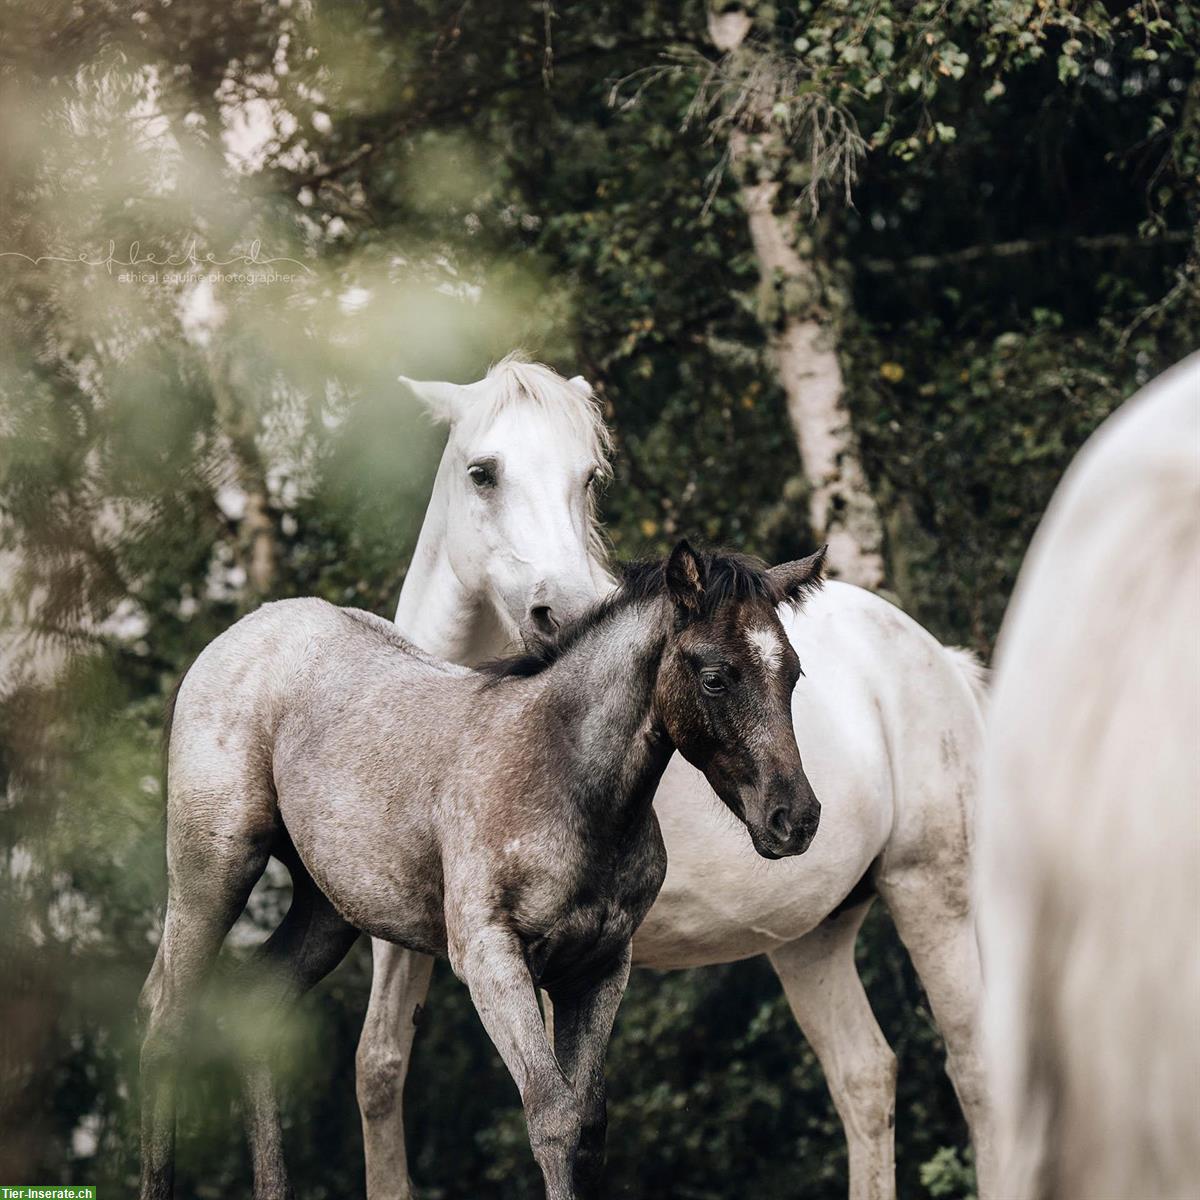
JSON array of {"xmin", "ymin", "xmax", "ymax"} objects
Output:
[{"xmin": 478, "ymin": 548, "xmax": 792, "ymax": 683}]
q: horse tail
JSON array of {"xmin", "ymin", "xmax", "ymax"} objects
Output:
[
  {"xmin": 944, "ymin": 644, "xmax": 988, "ymax": 714},
  {"xmin": 160, "ymin": 662, "xmax": 192, "ymax": 803}
]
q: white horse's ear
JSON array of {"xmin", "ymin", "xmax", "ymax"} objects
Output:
[
  {"xmin": 398, "ymin": 376, "xmax": 470, "ymax": 425},
  {"xmin": 567, "ymin": 375, "xmax": 594, "ymax": 399},
  {"xmin": 768, "ymin": 545, "xmax": 827, "ymax": 608}
]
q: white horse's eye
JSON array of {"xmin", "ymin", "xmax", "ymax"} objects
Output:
[{"xmin": 467, "ymin": 463, "xmax": 496, "ymax": 488}]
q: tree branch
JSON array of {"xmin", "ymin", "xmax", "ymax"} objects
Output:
[
  {"xmin": 858, "ymin": 229, "xmax": 1193, "ymax": 275},
  {"xmin": 285, "ymin": 35, "xmax": 697, "ymax": 192}
]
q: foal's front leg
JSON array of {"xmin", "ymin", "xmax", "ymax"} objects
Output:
[
  {"xmin": 453, "ymin": 926, "xmax": 583, "ymax": 1200},
  {"xmin": 549, "ymin": 944, "xmax": 633, "ymax": 1200}
]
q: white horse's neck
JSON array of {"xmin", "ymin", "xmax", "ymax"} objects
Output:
[{"xmin": 393, "ymin": 457, "xmax": 507, "ymax": 665}]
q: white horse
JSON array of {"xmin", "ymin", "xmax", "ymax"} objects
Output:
[
  {"xmin": 357, "ymin": 355, "xmax": 994, "ymax": 1200},
  {"xmin": 978, "ymin": 353, "xmax": 1200, "ymax": 1200}
]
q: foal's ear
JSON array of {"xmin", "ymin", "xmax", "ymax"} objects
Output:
[
  {"xmin": 399, "ymin": 376, "xmax": 484, "ymax": 425},
  {"xmin": 665, "ymin": 539, "xmax": 705, "ymax": 614},
  {"xmin": 567, "ymin": 375, "xmax": 594, "ymax": 399},
  {"xmin": 767, "ymin": 545, "xmax": 827, "ymax": 608}
]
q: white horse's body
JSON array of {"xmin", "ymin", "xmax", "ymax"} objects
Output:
[
  {"xmin": 636, "ymin": 580, "xmax": 971, "ymax": 967},
  {"xmin": 979, "ymin": 353, "xmax": 1200, "ymax": 1200},
  {"xmin": 359, "ymin": 357, "xmax": 994, "ymax": 1200}
]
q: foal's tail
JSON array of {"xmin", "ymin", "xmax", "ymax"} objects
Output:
[{"xmin": 160, "ymin": 661, "xmax": 194, "ymax": 802}]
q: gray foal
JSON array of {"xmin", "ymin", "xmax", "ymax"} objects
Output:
[{"xmin": 138, "ymin": 540, "xmax": 825, "ymax": 1200}]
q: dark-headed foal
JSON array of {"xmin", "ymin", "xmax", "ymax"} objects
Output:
[{"xmin": 139, "ymin": 541, "xmax": 825, "ymax": 1200}]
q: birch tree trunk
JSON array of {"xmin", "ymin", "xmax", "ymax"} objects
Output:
[
  {"xmin": 709, "ymin": 9, "xmax": 886, "ymax": 589},
  {"xmin": 210, "ymin": 351, "xmax": 278, "ymax": 598}
]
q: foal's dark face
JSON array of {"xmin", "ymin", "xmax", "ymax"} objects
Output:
[{"xmin": 654, "ymin": 542, "xmax": 823, "ymax": 859}]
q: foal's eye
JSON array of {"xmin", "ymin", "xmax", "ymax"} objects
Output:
[
  {"xmin": 467, "ymin": 463, "xmax": 496, "ymax": 488},
  {"xmin": 701, "ymin": 672, "xmax": 726, "ymax": 695}
]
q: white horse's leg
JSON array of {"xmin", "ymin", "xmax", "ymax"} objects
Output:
[
  {"xmin": 768, "ymin": 902, "xmax": 897, "ymax": 1200},
  {"xmin": 875, "ymin": 864, "xmax": 996, "ymax": 1198},
  {"xmin": 357, "ymin": 941, "xmax": 434, "ymax": 1200}
]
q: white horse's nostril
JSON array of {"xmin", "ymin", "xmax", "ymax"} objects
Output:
[{"xmin": 528, "ymin": 605, "xmax": 558, "ymax": 635}]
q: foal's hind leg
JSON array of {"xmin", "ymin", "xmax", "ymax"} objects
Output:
[
  {"xmin": 238, "ymin": 842, "xmax": 360, "ymax": 1200},
  {"xmin": 768, "ymin": 902, "xmax": 898, "ymax": 1200},
  {"xmin": 875, "ymin": 861, "xmax": 996, "ymax": 1198},
  {"xmin": 139, "ymin": 832, "xmax": 271, "ymax": 1200}
]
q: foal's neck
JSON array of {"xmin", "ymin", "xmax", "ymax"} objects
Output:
[{"xmin": 541, "ymin": 598, "xmax": 674, "ymax": 832}]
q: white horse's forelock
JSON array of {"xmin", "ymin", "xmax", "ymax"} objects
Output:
[
  {"xmin": 406, "ymin": 354, "xmax": 613, "ymax": 480},
  {"xmin": 475, "ymin": 354, "xmax": 612, "ymax": 473}
]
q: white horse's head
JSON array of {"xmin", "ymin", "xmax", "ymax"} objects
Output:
[{"xmin": 402, "ymin": 355, "xmax": 613, "ymax": 650}]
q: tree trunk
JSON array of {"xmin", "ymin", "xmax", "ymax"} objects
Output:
[
  {"xmin": 209, "ymin": 351, "xmax": 277, "ymax": 599},
  {"xmin": 709, "ymin": 10, "xmax": 885, "ymax": 590}
]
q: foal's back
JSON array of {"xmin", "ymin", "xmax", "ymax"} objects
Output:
[
  {"xmin": 168, "ymin": 599, "xmax": 480, "ymax": 943},
  {"xmin": 170, "ymin": 598, "xmax": 469, "ymax": 784}
]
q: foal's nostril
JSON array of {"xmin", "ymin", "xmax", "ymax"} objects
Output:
[
  {"xmin": 767, "ymin": 806, "xmax": 793, "ymax": 842},
  {"xmin": 528, "ymin": 605, "xmax": 558, "ymax": 635}
]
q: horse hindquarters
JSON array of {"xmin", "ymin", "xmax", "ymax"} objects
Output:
[
  {"xmin": 138, "ymin": 809, "xmax": 273, "ymax": 1199},
  {"xmin": 141, "ymin": 642, "xmax": 288, "ymax": 1199},
  {"xmin": 874, "ymin": 867, "xmax": 993, "ymax": 1194},
  {"xmin": 980, "ymin": 359, "xmax": 1200, "ymax": 1200}
]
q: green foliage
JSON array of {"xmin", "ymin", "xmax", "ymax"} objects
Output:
[
  {"xmin": 920, "ymin": 1146, "xmax": 976, "ymax": 1200},
  {"xmin": 1, "ymin": 1, "xmax": 1196, "ymax": 1198},
  {"xmin": 694, "ymin": 1, "xmax": 1196, "ymax": 222}
]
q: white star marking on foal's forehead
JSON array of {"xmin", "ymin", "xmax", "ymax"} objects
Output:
[{"xmin": 747, "ymin": 625, "xmax": 784, "ymax": 672}]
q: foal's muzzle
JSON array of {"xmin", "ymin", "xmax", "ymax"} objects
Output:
[{"xmin": 749, "ymin": 778, "xmax": 821, "ymax": 859}]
